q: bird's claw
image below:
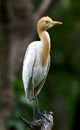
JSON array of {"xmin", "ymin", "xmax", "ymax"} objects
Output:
[
  {"xmin": 19, "ymin": 111, "xmax": 53, "ymax": 129},
  {"xmin": 18, "ymin": 116, "xmax": 43, "ymax": 129}
]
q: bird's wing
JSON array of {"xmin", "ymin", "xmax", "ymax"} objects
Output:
[
  {"xmin": 22, "ymin": 44, "xmax": 37, "ymax": 99},
  {"xmin": 34, "ymin": 55, "xmax": 50, "ymax": 96}
]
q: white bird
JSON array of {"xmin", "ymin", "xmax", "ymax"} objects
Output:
[{"xmin": 22, "ymin": 16, "xmax": 62, "ymax": 119}]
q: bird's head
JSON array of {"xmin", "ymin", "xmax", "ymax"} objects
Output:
[{"xmin": 37, "ymin": 16, "xmax": 62, "ymax": 32}]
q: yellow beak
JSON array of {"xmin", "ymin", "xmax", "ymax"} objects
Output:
[{"xmin": 51, "ymin": 21, "xmax": 63, "ymax": 25}]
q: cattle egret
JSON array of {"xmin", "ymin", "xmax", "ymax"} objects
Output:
[{"xmin": 22, "ymin": 16, "xmax": 62, "ymax": 120}]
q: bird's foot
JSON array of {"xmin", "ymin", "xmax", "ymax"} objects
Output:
[
  {"xmin": 19, "ymin": 111, "xmax": 54, "ymax": 129},
  {"xmin": 19, "ymin": 116, "xmax": 43, "ymax": 129}
]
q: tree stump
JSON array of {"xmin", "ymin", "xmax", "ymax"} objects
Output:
[{"xmin": 19, "ymin": 111, "xmax": 54, "ymax": 130}]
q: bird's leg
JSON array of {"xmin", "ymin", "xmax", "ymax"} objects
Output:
[
  {"xmin": 35, "ymin": 96, "xmax": 44, "ymax": 120},
  {"xmin": 33, "ymin": 97, "xmax": 40, "ymax": 121},
  {"xmin": 35, "ymin": 97, "xmax": 52, "ymax": 122},
  {"xmin": 35, "ymin": 96, "xmax": 40, "ymax": 116},
  {"xmin": 33, "ymin": 98, "xmax": 36, "ymax": 122},
  {"xmin": 35, "ymin": 96, "xmax": 42, "ymax": 118}
]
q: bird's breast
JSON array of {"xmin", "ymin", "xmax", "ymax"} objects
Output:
[{"xmin": 32, "ymin": 54, "xmax": 49, "ymax": 88}]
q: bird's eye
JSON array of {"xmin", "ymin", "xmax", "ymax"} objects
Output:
[{"xmin": 45, "ymin": 21, "xmax": 49, "ymax": 24}]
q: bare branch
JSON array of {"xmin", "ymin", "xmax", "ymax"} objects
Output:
[{"xmin": 33, "ymin": 0, "xmax": 56, "ymax": 20}]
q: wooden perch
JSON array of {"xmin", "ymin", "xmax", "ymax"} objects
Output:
[{"xmin": 19, "ymin": 111, "xmax": 54, "ymax": 130}]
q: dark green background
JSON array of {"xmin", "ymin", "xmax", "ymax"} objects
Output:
[{"xmin": 0, "ymin": 0, "xmax": 80, "ymax": 130}]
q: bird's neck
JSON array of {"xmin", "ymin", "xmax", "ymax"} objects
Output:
[{"xmin": 38, "ymin": 31, "xmax": 51, "ymax": 66}]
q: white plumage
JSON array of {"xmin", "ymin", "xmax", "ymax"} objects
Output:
[
  {"xmin": 22, "ymin": 32, "xmax": 50, "ymax": 101},
  {"xmin": 22, "ymin": 16, "xmax": 62, "ymax": 102}
]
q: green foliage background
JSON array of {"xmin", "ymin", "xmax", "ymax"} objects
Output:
[{"xmin": 5, "ymin": 0, "xmax": 80, "ymax": 130}]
